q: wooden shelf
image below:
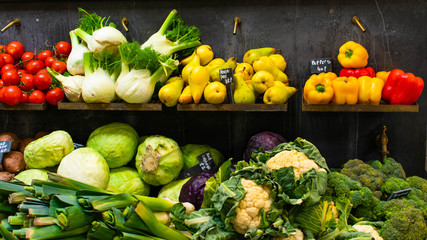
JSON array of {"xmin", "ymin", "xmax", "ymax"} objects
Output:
[
  {"xmin": 57, "ymin": 102, "xmax": 162, "ymax": 111},
  {"xmin": 0, "ymin": 103, "xmax": 47, "ymax": 111},
  {"xmin": 302, "ymin": 102, "xmax": 419, "ymax": 112},
  {"xmin": 177, "ymin": 103, "xmax": 287, "ymax": 112}
]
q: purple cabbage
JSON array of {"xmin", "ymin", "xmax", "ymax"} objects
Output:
[
  {"xmin": 179, "ymin": 171, "xmax": 215, "ymax": 210},
  {"xmin": 243, "ymin": 131, "xmax": 286, "ymax": 161}
]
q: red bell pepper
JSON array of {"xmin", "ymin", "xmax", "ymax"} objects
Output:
[
  {"xmin": 382, "ymin": 69, "xmax": 424, "ymax": 105},
  {"xmin": 339, "ymin": 67, "xmax": 375, "ymax": 78}
]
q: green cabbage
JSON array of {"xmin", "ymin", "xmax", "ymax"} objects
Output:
[
  {"xmin": 158, "ymin": 177, "xmax": 190, "ymax": 202},
  {"xmin": 107, "ymin": 167, "xmax": 150, "ymax": 196},
  {"xmin": 135, "ymin": 135, "xmax": 183, "ymax": 186},
  {"xmin": 13, "ymin": 169, "xmax": 49, "ymax": 185},
  {"xmin": 87, "ymin": 122, "xmax": 139, "ymax": 168},
  {"xmin": 181, "ymin": 144, "xmax": 224, "ymax": 170},
  {"xmin": 24, "ymin": 130, "xmax": 74, "ymax": 169},
  {"xmin": 57, "ymin": 147, "xmax": 110, "ymax": 189}
]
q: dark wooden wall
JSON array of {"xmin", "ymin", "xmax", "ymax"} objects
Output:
[{"xmin": 1, "ymin": 0, "xmax": 426, "ymax": 177}]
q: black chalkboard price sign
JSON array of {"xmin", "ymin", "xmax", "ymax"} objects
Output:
[
  {"xmin": 219, "ymin": 68, "xmax": 235, "ymax": 104},
  {"xmin": 387, "ymin": 188, "xmax": 412, "ymax": 201},
  {"xmin": 177, "ymin": 151, "xmax": 217, "ymax": 179},
  {"xmin": 310, "ymin": 58, "xmax": 332, "ymax": 74},
  {"xmin": 0, "ymin": 140, "xmax": 12, "ymax": 164}
]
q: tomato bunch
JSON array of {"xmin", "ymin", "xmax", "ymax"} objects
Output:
[{"xmin": 0, "ymin": 41, "xmax": 70, "ymax": 106}]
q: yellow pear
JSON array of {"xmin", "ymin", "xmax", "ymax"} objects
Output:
[
  {"xmin": 165, "ymin": 76, "xmax": 183, "ymax": 84},
  {"xmin": 180, "ymin": 45, "xmax": 214, "ymax": 66},
  {"xmin": 251, "ymin": 70, "xmax": 275, "ymax": 94},
  {"xmin": 263, "ymin": 81, "xmax": 297, "ymax": 104},
  {"xmin": 188, "ymin": 66, "xmax": 210, "ymax": 104},
  {"xmin": 204, "ymin": 81, "xmax": 227, "ymax": 104},
  {"xmin": 158, "ymin": 77, "xmax": 184, "ymax": 107},
  {"xmin": 181, "ymin": 54, "xmax": 201, "ymax": 84},
  {"xmin": 269, "ymin": 54, "xmax": 287, "ymax": 72},
  {"xmin": 234, "ymin": 63, "xmax": 254, "ymax": 81},
  {"xmin": 234, "ymin": 73, "xmax": 256, "ymax": 104},
  {"xmin": 243, "ymin": 47, "xmax": 280, "ymax": 65},
  {"xmin": 178, "ymin": 85, "xmax": 193, "ymax": 104},
  {"xmin": 209, "ymin": 57, "xmax": 237, "ymax": 82},
  {"xmin": 205, "ymin": 58, "xmax": 226, "ymax": 72},
  {"xmin": 253, "ymin": 56, "xmax": 289, "ymax": 84}
]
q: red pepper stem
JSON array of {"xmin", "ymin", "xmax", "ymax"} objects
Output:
[{"xmin": 315, "ymin": 84, "xmax": 325, "ymax": 93}]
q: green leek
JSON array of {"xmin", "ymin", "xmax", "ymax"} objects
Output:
[
  {"xmin": 32, "ymin": 217, "xmax": 57, "ymax": 227},
  {"xmin": 113, "ymin": 232, "xmax": 165, "ymax": 240},
  {"xmin": 134, "ymin": 201, "xmax": 189, "ymax": 240},
  {"xmin": 55, "ymin": 205, "xmax": 95, "ymax": 230},
  {"xmin": 0, "ymin": 223, "xmax": 18, "ymax": 240},
  {"xmin": 87, "ymin": 221, "xmax": 115, "ymax": 240},
  {"xmin": 23, "ymin": 224, "xmax": 90, "ymax": 240},
  {"xmin": 102, "ymin": 208, "xmax": 146, "ymax": 235}
]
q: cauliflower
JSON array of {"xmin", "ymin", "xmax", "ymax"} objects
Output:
[
  {"xmin": 266, "ymin": 150, "xmax": 326, "ymax": 178},
  {"xmin": 231, "ymin": 178, "xmax": 273, "ymax": 234},
  {"xmin": 273, "ymin": 229, "xmax": 304, "ymax": 240},
  {"xmin": 353, "ymin": 224, "xmax": 383, "ymax": 240}
]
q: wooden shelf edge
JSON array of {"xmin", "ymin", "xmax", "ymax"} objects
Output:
[
  {"xmin": 177, "ymin": 103, "xmax": 288, "ymax": 112},
  {"xmin": 57, "ymin": 102, "xmax": 163, "ymax": 111},
  {"xmin": 302, "ymin": 102, "xmax": 419, "ymax": 112},
  {"xmin": 0, "ymin": 103, "xmax": 47, "ymax": 111}
]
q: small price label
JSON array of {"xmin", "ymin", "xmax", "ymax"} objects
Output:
[
  {"xmin": 310, "ymin": 58, "xmax": 332, "ymax": 74},
  {"xmin": 73, "ymin": 143, "xmax": 85, "ymax": 149},
  {"xmin": 387, "ymin": 188, "xmax": 412, "ymax": 201},
  {"xmin": 219, "ymin": 68, "xmax": 235, "ymax": 104},
  {"xmin": 0, "ymin": 140, "xmax": 12, "ymax": 164},
  {"xmin": 177, "ymin": 151, "xmax": 217, "ymax": 180}
]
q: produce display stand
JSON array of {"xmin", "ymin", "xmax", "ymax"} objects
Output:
[
  {"xmin": 302, "ymin": 101, "xmax": 419, "ymax": 112},
  {"xmin": 57, "ymin": 102, "xmax": 162, "ymax": 111},
  {"xmin": 0, "ymin": 103, "xmax": 47, "ymax": 111},
  {"xmin": 177, "ymin": 103, "xmax": 287, "ymax": 112}
]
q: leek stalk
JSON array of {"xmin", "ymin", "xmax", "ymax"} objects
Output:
[
  {"xmin": 23, "ymin": 224, "xmax": 90, "ymax": 240},
  {"xmin": 102, "ymin": 208, "xmax": 146, "ymax": 235},
  {"xmin": 55, "ymin": 205, "xmax": 95, "ymax": 230},
  {"xmin": 87, "ymin": 221, "xmax": 115, "ymax": 240},
  {"xmin": 8, "ymin": 192, "xmax": 27, "ymax": 204},
  {"xmin": 113, "ymin": 232, "xmax": 165, "ymax": 240},
  {"xmin": 7, "ymin": 216, "xmax": 23, "ymax": 226},
  {"xmin": 32, "ymin": 217, "xmax": 57, "ymax": 227},
  {"xmin": 134, "ymin": 201, "xmax": 189, "ymax": 240},
  {"xmin": 0, "ymin": 223, "xmax": 18, "ymax": 240}
]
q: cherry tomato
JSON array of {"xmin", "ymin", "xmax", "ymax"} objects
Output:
[
  {"xmin": 26, "ymin": 59, "xmax": 45, "ymax": 75},
  {"xmin": 19, "ymin": 74, "xmax": 34, "ymax": 91},
  {"xmin": 37, "ymin": 50, "xmax": 53, "ymax": 62},
  {"xmin": 17, "ymin": 69, "xmax": 27, "ymax": 76},
  {"xmin": 0, "ymin": 55, "xmax": 4, "ymax": 69},
  {"xmin": 2, "ymin": 86, "xmax": 22, "ymax": 105},
  {"xmin": 36, "ymin": 69, "xmax": 48, "ymax": 75},
  {"xmin": 51, "ymin": 61, "xmax": 67, "ymax": 74},
  {"xmin": 0, "ymin": 45, "xmax": 5, "ymax": 52},
  {"xmin": 0, "ymin": 53, "xmax": 14, "ymax": 65},
  {"xmin": 20, "ymin": 52, "xmax": 35, "ymax": 68},
  {"xmin": 2, "ymin": 69, "xmax": 20, "ymax": 86},
  {"xmin": 0, "ymin": 87, "xmax": 6, "ymax": 103},
  {"xmin": 1, "ymin": 64, "xmax": 17, "ymax": 76},
  {"xmin": 45, "ymin": 87, "xmax": 64, "ymax": 105},
  {"xmin": 56, "ymin": 41, "xmax": 71, "ymax": 58},
  {"xmin": 44, "ymin": 57, "xmax": 56, "ymax": 68},
  {"xmin": 34, "ymin": 71, "xmax": 52, "ymax": 90},
  {"xmin": 21, "ymin": 92, "xmax": 29, "ymax": 103},
  {"xmin": 28, "ymin": 90, "xmax": 45, "ymax": 104},
  {"xmin": 6, "ymin": 41, "xmax": 25, "ymax": 60}
]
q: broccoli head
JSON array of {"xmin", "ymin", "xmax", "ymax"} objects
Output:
[
  {"xmin": 326, "ymin": 172, "xmax": 383, "ymax": 221},
  {"xmin": 371, "ymin": 158, "xmax": 406, "ymax": 179},
  {"xmin": 406, "ymin": 191, "xmax": 427, "ymax": 219},
  {"xmin": 341, "ymin": 159, "xmax": 385, "ymax": 193},
  {"xmin": 382, "ymin": 199, "xmax": 417, "ymax": 219},
  {"xmin": 381, "ymin": 177, "xmax": 411, "ymax": 199},
  {"xmin": 406, "ymin": 175, "xmax": 427, "ymax": 192},
  {"xmin": 380, "ymin": 207, "xmax": 427, "ymax": 240}
]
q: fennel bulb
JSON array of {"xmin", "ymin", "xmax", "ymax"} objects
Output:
[
  {"xmin": 81, "ymin": 52, "xmax": 117, "ymax": 103},
  {"xmin": 67, "ymin": 30, "xmax": 90, "ymax": 75},
  {"xmin": 82, "ymin": 67, "xmax": 116, "ymax": 103},
  {"xmin": 74, "ymin": 26, "xmax": 127, "ymax": 55},
  {"xmin": 47, "ymin": 68, "xmax": 84, "ymax": 102},
  {"xmin": 115, "ymin": 58, "xmax": 178, "ymax": 104},
  {"xmin": 140, "ymin": 9, "xmax": 201, "ymax": 56}
]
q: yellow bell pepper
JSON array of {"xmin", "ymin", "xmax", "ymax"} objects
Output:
[
  {"xmin": 358, "ymin": 76, "xmax": 385, "ymax": 105},
  {"xmin": 337, "ymin": 41, "xmax": 369, "ymax": 69},
  {"xmin": 303, "ymin": 73, "xmax": 336, "ymax": 104},
  {"xmin": 376, "ymin": 71, "xmax": 390, "ymax": 82},
  {"xmin": 332, "ymin": 76, "xmax": 359, "ymax": 104}
]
